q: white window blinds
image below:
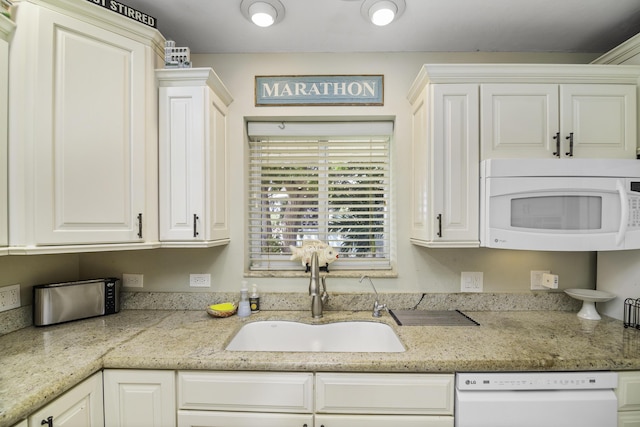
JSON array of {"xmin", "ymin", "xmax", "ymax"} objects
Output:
[{"xmin": 248, "ymin": 121, "xmax": 393, "ymax": 271}]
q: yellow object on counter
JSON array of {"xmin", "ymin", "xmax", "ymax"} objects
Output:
[
  {"xmin": 210, "ymin": 302, "xmax": 235, "ymax": 311},
  {"xmin": 206, "ymin": 302, "xmax": 238, "ymax": 318}
]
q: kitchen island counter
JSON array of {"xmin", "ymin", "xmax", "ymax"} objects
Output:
[{"xmin": 2, "ymin": 309, "xmax": 639, "ymax": 426}]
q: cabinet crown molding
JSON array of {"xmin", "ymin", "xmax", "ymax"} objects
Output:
[
  {"xmin": 156, "ymin": 67, "xmax": 234, "ymax": 106},
  {"xmin": 592, "ymin": 33, "xmax": 640, "ymax": 65},
  {"xmin": 408, "ymin": 63, "xmax": 640, "ymax": 103},
  {"xmin": 0, "ymin": 14, "xmax": 15, "ymax": 41},
  {"xmin": 14, "ymin": 0, "xmax": 165, "ymax": 55}
]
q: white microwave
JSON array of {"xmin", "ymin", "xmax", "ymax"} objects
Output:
[{"xmin": 480, "ymin": 159, "xmax": 640, "ymax": 251}]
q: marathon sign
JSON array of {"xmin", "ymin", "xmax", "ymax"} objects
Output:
[
  {"xmin": 255, "ymin": 75, "xmax": 384, "ymax": 106},
  {"xmin": 85, "ymin": 0, "xmax": 157, "ymax": 28}
]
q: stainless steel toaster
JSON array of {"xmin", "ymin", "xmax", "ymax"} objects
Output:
[{"xmin": 33, "ymin": 278, "xmax": 121, "ymax": 326}]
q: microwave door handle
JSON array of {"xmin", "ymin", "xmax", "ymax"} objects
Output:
[{"xmin": 616, "ymin": 180, "xmax": 629, "ymax": 246}]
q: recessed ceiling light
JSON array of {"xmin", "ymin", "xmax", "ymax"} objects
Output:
[
  {"xmin": 361, "ymin": 0, "xmax": 406, "ymax": 26},
  {"xmin": 240, "ymin": 0, "xmax": 285, "ymax": 28}
]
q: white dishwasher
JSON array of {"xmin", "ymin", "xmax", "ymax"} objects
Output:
[{"xmin": 455, "ymin": 372, "xmax": 618, "ymax": 427}]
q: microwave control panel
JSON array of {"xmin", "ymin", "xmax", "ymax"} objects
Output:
[{"xmin": 629, "ymin": 182, "xmax": 640, "ymax": 228}]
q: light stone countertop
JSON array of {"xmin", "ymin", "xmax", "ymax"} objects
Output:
[{"xmin": 2, "ymin": 308, "xmax": 640, "ymax": 427}]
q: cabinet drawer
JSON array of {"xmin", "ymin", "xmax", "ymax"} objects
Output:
[
  {"xmin": 177, "ymin": 410, "xmax": 313, "ymax": 427},
  {"xmin": 315, "ymin": 414, "xmax": 454, "ymax": 426},
  {"xmin": 178, "ymin": 371, "xmax": 314, "ymax": 413},
  {"xmin": 617, "ymin": 371, "xmax": 640, "ymax": 411},
  {"xmin": 316, "ymin": 373, "xmax": 454, "ymax": 415}
]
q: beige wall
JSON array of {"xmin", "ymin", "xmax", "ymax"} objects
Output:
[{"xmin": 4, "ymin": 52, "xmax": 601, "ymax": 301}]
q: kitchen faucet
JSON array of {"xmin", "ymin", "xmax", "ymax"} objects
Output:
[
  {"xmin": 360, "ymin": 275, "xmax": 387, "ymax": 317},
  {"xmin": 309, "ymin": 252, "xmax": 329, "ymax": 318}
]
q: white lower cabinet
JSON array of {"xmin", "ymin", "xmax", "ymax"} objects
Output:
[
  {"xmin": 316, "ymin": 373, "xmax": 454, "ymax": 427},
  {"xmin": 315, "ymin": 414, "xmax": 454, "ymax": 427},
  {"xmin": 177, "ymin": 411, "xmax": 313, "ymax": 427},
  {"xmin": 176, "ymin": 371, "xmax": 453, "ymax": 427},
  {"xmin": 28, "ymin": 372, "xmax": 103, "ymax": 427},
  {"xmin": 617, "ymin": 371, "xmax": 640, "ymax": 427},
  {"xmin": 103, "ymin": 369, "xmax": 176, "ymax": 427},
  {"xmin": 177, "ymin": 371, "xmax": 313, "ymax": 426}
]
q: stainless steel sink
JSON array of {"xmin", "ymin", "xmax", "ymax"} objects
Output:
[{"xmin": 225, "ymin": 320, "xmax": 405, "ymax": 352}]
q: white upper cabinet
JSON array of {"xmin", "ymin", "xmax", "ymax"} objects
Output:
[
  {"xmin": 0, "ymin": 14, "xmax": 14, "ymax": 254},
  {"xmin": 408, "ymin": 66, "xmax": 480, "ymax": 248},
  {"xmin": 156, "ymin": 68, "xmax": 233, "ymax": 247},
  {"xmin": 407, "ymin": 63, "xmax": 640, "ymax": 248},
  {"xmin": 8, "ymin": 0, "xmax": 164, "ymax": 254},
  {"xmin": 482, "ymin": 82, "xmax": 637, "ymax": 159}
]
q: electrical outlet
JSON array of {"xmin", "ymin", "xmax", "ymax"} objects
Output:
[
  {"xmin": 542, "ymin": 273, "xmax": 559, "ymax": 289},
  {"xmin": 531, "ymin": 270, "xmax": 550, "ymax": 290},
  {"xmin": 122, "ymin": 274, "xmax": 144, "ymax": 288},
  {"xmin": 190, "ymin": 274, "xmax": 211, "ymax": 288},
  {"xmin": 0, "ymin": 284, "xmax": 21, "ymax": 312},
  {"xmin": 461, "ymin": 272, "xmax": 483, "ymax": 293}
]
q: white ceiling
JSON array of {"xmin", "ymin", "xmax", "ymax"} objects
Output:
[{"xmin": 121, "ymin": 0, "xmax": 640, "ymax": 54}]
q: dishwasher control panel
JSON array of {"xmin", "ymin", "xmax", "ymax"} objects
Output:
[{"xmin": 456, "ymin": 372, "xmax": 618, "ymax": 390}]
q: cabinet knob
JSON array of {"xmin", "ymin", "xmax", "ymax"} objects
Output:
[{"xmin": 41, "ymin": 416, "xmax": 53, "ymax": 427}]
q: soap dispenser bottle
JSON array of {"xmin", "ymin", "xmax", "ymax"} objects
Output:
[
  {"xmin": 250, "ymin": 284, "xmax": 260, "ymax": 313},
  {"xmin": 237, "ymin": 281, "xmax": 251, "ymax": 318}
]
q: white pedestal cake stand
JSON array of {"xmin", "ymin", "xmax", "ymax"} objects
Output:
[{"xmin": 565, "ymin": 289, "xmax": 616, "ymax": 321}]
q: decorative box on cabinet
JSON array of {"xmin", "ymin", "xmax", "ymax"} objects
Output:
[
  {"xmin": 616, "ymin": 371, "xmax": 640, "ymax": 427},
  {"xmin": 8, "ymin": 0, "xmax": 164, "ymax": 254},
  {"xmin": 28, "ymin": 372, "xmax": 103, "ymax": 427},
  {"xmin": 177, "ymin": 371, "xmax": 314, "ymax": 427},
  {"xmin": 104, "ymin": 369, "xmax": 176, "ymax": 427},
  {"xmin": 0, "ymin": 14, "xmax": 14, "ymax": 254},
  {"xmin": 156, "ymin": 68, "xmax": 233, "ymax": 247},
  {"xmin": 407, "ymin": 65, "xmax": 480, "ymax": 248}
]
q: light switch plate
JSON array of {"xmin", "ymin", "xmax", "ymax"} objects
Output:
[
  {"xmin": 461, "ymin": 272, "xmax": 483, "ymax": 293},
  {"xmin": 123, "ymin": 274, "xmax": 144, "ymax": 288},
  {"xmin": 0, "ymin": 284, "xmax": 21, "ymax": 312},
  {"xmin": 190, "ymin": 274, "xmax": 211, "ymax": 288}
]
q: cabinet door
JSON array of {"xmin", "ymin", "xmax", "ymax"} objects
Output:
[
  {"xmin": 10, "ymin": 3, "xmax": 148, "ymax": 246},
  {"xmin": 431, "ymin": 84, "xmax": 479, "ymax": 247},
  {"xmin": 560, "ymin": 84, "xmax": 636, "ymax": 158},
  {"xmin": 159, "ymin": 85, "xmax": 206, "ymax": 242},
  {"xmin": 619, "ymin": 412, "xmax": 640, "ymax": 427},
  {"xmin": 316, "ymin": 373, "xmax": 454, "ymax": 415},
  {"xmin": 410, "ymin": 87, "xmax": 430, "ymax": 243},
  {"xmin": 315, "ymin": 414, "xmax": 453, "ymax": 427},
  {"xmin": 178, "ymin": 371, "xmax": 314, "ymax": 413},
  {"xmin": 411, "ymin": 84, "xmax": 479, "ymax": 247},
  {"xmin": 0, "ymin": 16, "xmax": 11, "ymax": 251},
  {"xmin": 617, "ymin": 371, "xmax": 640, "ymax": 412},
  {"xmin": 481, "ymin": 84, "xmax": 559, "ymax": 159},
  {"xmin": 104, "ymin": 369, "xmax": 176, "ymax": 427},
  {"xmin": 177, "ymin": 410, "xmax": 313, "ymax": 427},
  {"xmin": 157, "ymin": 69, "xmax": 230, "ymax": 247},
  {"xmin": 28, "ymin": 372, "xmax": 103, "ymax": 427}
]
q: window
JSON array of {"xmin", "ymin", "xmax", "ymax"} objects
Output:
[{"xmin": 248, "ymin": 121, "xmax": 393, "ymax": 271}]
